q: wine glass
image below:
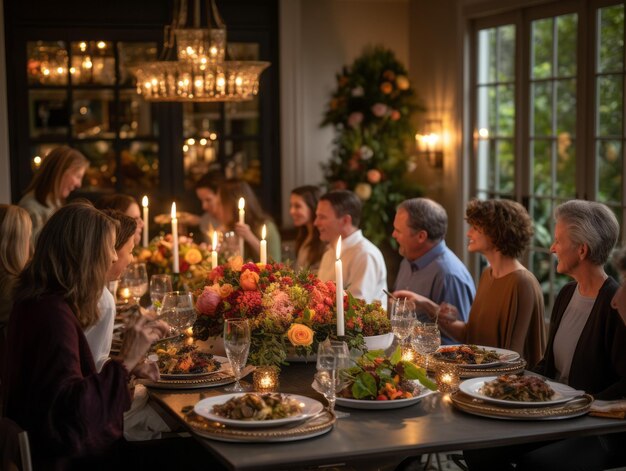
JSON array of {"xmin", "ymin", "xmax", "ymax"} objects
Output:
[
  {"xmin": 314, "ymin": 339, "xmax": 351, "ymax": 418},
  {"xmin": 122, "ymin": 262, "xmax": 148, "ymax": 306},
  {"xmin": 159, "ymin": 291, "xmax": 196, "ymax": 337},
  {"xmin": 223, "ymin": 318, "xmax": 251, "ymax": 392},
  {"xmin": 391, "ymin": 298, "xmax": 417, "ymax": 346},
  {"xmin": 412, "ymin": 322, "xmax": 441, "ymax": 369},
  {"xmin": 150, "ymin": 274, "xmax": 172, "ymax": 312}
]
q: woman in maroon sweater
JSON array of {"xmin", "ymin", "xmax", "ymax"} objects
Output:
[{"xmin": 1, "ymin": 202, "xmax": 168, "ymax": 470}]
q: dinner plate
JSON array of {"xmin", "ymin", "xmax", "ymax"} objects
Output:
[
  {"xmin": 335, "ymin": 387, "xmax": 435, "ymax": 410},
  {"xmin": 432, "ymin": 345, "xmax": 520, "ymax": 369},
  {"xmin": 459, "ymin": 376, "xmax": 582, "ymax": 406},
  {"xmin": 194, "ymin": 393, "xmax": 324, "ymax": 428},
  {"xmin": 160, "ymin": 355, "xmax": 227, "ymax": 379}
]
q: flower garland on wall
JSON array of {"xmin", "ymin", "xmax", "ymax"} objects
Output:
[{"xmin": 321, "ymin": 46, "xmax": 423, "ymax": 245}]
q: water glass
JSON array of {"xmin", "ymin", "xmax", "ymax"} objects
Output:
[
  {"xmin": 391, "ymin": 298, "xmax": 417, "ymax": 344},
  {"xmin": 150, "ymin": 274, "xmax": 172, "ymax": 311},
  {"xmin": 223, "ymin": 319, "xmax": 251, "ymax": 392},
  {"xmin": 122, "ymin": 262, "xmax": 148, "ymax": 306},
  {"xmin": 315, "ymin": 339, "xmax": 351, "ymax": 417},
  {"xmin": 159, "ymin": 291, "xmax": 196, "ymax": 336},
  {"xmin": 412, "ymin": 322, "xmax": 441, "ymax": 368}
]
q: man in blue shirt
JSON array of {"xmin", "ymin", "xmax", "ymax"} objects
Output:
[{"xmin": 392, "ymin": 198, "xmax": 475, "ymax": 344}]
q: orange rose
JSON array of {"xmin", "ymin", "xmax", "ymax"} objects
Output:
[
  {"xmin": 219, "ymin": 283, "xmax": 234, "ymax": 298},
  {"xmin": 184, "ymin": 248, "xmax": 202, "ymax": 265},
  {"xmin": 380, "ymin": 81, "xmax": 393, "ymax": 94},
  {"xmin": 229, "ymin": 256, "xmax": 243, "ymax": 272},
  {"xmin": 137, "ymin": 249, "xmax": 152, "ymax": 261},
  {"xmin": 287, "ymin": 324, "xmax": 314, "ymax": 347},
  {"xmin": 240, "ymin": 269, "xmax": 260, "ymax": 291}
]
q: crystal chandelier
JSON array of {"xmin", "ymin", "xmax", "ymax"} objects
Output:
[{"xmin": 131, "ymin": 0, "xmax": 270, "ymax": 102}]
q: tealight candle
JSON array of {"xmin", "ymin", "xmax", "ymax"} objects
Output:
[
  {"xmin": 142, "ymin": 195, "xmax": 149, "ymax": 247},
  {"xmin": 335, "ymin": 236, "xmax": 344, "ymax": 337},
  {"xmin": 238, "ymin": 197, "xmax": 245, "ymax": 258},
  {"xmin": 401, "ymin": 345, "xmax": 418, "ymax": 363},
  {"xmin": 435, "ymin": 365, "xmax": 460, "ymax": 393},
  {"xmin": 260, "ymin": 224, "xmax": 267, "ymax": 265},
  {"xmin": 253, "ymin": 366, "xmax": 279, "ymax": 392},
  {"xmin": 119, "ymin": 287, "xmax": 131, "ymax": 303}
]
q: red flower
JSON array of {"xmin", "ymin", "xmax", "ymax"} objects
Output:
[{"xmin": 241, "ymin": 262, "xmax": 260, "ymax": 274}]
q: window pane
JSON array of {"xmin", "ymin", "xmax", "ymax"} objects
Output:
[
  {"xmin": 532, "ymin": 82, "xmax": 553, "ymax": 137},
  {"xmin": 120, "ymin": 141, "xmax": 160, "ymax": 191},
  {"xmin": 223, "ymin": 139, "xmax": 261, "ymax": 184},
  {"xmin": 497, "ymin": 85, "xmax": 515, "ymax": 136},
  {"xmin": 498, "ymin": 25, "xmax": 515, "ymax": 82},
  {"xmin": 597, "ymin": 140, "xmax": 622, "ymax": 203},
  {"xmin": 224, "ymin": 99, "xmax": 260, "ymax": 137},
  {"xmin": 497, "ymin": 139, "xmax": 514, "ymax": 194},
  {"xmin": 598, "ymin": 4, "xmax": 624, "ymax": 73},
  {"xmin": 72, "ymin": 90, "xmax": 116, "ymax": 139},
  {"xmin": 183, "ymin": 102, "xmax": 221, "ymax": 138},
  {"xmin": 118, "ymin": 42, "xmax": 158, "ymax": 86},
  {"xmin": 557, "ymin": 14, "xmax": 577, "ymax": 77},
  {"xmin": 532, "ymin": 18, "xmax": 553, "ymax": 79},
  {"xmin": 27, "ymin": 41, "xmax": 68, "ymax": 85},
  {"xmin": 75, "ymin": 141, "xmax": 116, "ymax": 190},
  {"xmin": 530, "ymin": 198, "xmax": 553, "ymax": 248},
  {"xmin": 71, "ymin": 41, "xmax": 115, "ymax": 85},
  {"xmin": 29, "ymin": 89, "xmax": 68, "ymax": 138},
  {"xmin": 532, "ymin": 139, "xmax": 552, "ymax": 196},
  {"xmin": 531, "ymin": 250, "xmax": 553, "ymax": 307},
  {"xmin": 119, "ymin": 90, "xmax": 156, "ymax": 138},
  {"xmin": 597, "ymin": 75, "xmax": 623, "ymax": 137},
  {"xmin": 478, "ymin": 28, "xmax": 497, "ymax": 84},
  {"xmin": 556, "ymin": 79, "xmax": 576, "ymax": 136},
  {"xmin": 556, "ymin": 135, "xmax": 575, "ymax": 198},
  {"xmin": 183, "ymin": 137, "xmax": 219, "ymax": 190}
]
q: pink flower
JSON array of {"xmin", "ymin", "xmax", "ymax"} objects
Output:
[
  {"xmin": 367, "ymin": 169, "xmax": 382, "ymax": 184},
  {"xmin": 196, "ymin": 286, "xmax": 221, "ymax": 316},
  {"xmin": 347, "ymin": 112, "xmax": 364, "ymax": 128},
  {"xmin": 371, "ymin": 103, "xmax": 388, "ymax": 117}
]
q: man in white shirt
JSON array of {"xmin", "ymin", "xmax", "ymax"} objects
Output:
[{"xmin": 315, "ymin": 190, "xmax": 387, "ymax": 305}]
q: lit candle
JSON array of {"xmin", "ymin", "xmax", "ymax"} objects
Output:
[
  {"xmin": 171, "ymin": 202, "xmax": 179, "ymax": 273},
  {"xmin": 238, "ymin": 197, "xmax": 245, "ymax": 258},
  {"xmin": 120, "ymin": 287, "xmax": 131, "ymax": 303},
  {"xmin": 142, "ymin": 195, "xmax": 149, "ymax": 247},
  {"xmin": 335, "ymin": 236, "xmax": 344, "ymax": 337},
  {"xmin": 260, "ymin": 224, "xmax": 267, "ymax": 265},
  {"xmin": 211, "ymin": 230, "xmax": 219, "ymax": 269}
]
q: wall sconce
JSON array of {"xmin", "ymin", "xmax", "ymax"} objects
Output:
[{"xmin": 415, "ymin": 119, "xmax": 444, "ymax": 169}]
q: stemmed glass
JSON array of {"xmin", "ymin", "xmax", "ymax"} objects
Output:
[
  {"xmin": 159, "ymin": 291, "xmax": 196, "ymax": 337},
  {"xmin": 122, "ymin": 262, "xmax": 148, "ymax": 306},
  {"xmin": 391, "ymin": 298, "xmax": 417, "ymax": 346},
  {"xmin": 223, "ymin": 319, "xmax": 251, "ymax": 392},
  {"xmin": 412, "ymin": 322, "xmax": 441, "ymax": 369},
  {"xmin": 150, "ymin": 274, "xmax": 172, "ymax": 312},
  {"xmin": 314, "ymin": 339, "xmax": 351, "ymax": 418}
]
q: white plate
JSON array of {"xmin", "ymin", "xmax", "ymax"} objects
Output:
[
  {"xmin": 433, "ymin": 345, "xmax": 520, "ymax": 369},
  {"xmin": 335, "ymin": 387, "xmax": 435, "ymax": 410},
  {"xmin": 460, "ymin": 376, "xmax": 582, "ymax": 406},
  {"xmin": 160, "ymin": 355, "xmax": 227, "ymax": 379},
  {"xmin": 194, "ymin": 393, "xmax": 324, "ymax": 428}
]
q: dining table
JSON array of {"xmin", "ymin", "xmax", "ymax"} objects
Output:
[{"xmin": 148, "ymin": 362, "xmax": 626, "ymax": 471}]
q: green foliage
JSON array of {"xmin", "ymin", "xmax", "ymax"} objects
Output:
[{"xmin": 321, "ymin": 46, "xmax": 423, "ymax": 245}]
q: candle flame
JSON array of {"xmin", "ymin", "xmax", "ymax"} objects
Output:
[
  {"xmin": 142, "ymin": 195, "xmax": 148, "ymax": 207},
  {"xmin": 336, "ymin": 236, "xmax": 342, "ymax": 260},
  {"xmin": 238, "ymin": 197, "xmax": 245, "ymax": 210},
  {"xmin": 171, "ymin": 202, "xmax": 177, "ymax": 219},
  {"xmin": 262, "ymin": 224, "xmax": 267, "ymax": 240},
  {"xmin": 212, "ymin": 231, "xmax": 218, "ymax": 251}
]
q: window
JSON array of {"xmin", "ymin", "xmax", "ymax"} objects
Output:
[{"xmin": 470, "ymin": 1, "xmax": 626, "ymax": 314}]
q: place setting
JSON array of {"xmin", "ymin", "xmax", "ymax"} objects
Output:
[{"xmin": 428, "ymin": 344, "xmax": 527, "ymax": 378}]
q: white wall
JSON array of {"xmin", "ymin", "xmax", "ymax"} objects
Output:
[
  {"xmin": 0, "ymin": 0, "xmax": 10, "ymax": 204},
  {"xmin": 280, "ymin": 0, "xmax": 410, "ymax": 225}
]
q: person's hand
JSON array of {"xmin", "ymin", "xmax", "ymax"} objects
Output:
[
  {"xmin": 132, "ymin": 360, "xmax": 160, "ymax": 381},
  {"xmin": 119, "ymin": 316, "xmax": 169, "ymax": 373},
  {"xmin": 437, "ymin": 302, "xmax": 460, "ymax": 324},
  {"xmin": 234, "ymin": 222, "xmax": 260, "ymax": 252},
  {"xmin": 393, "ymin": 290, "xmax": 439, "ymax": 318}
]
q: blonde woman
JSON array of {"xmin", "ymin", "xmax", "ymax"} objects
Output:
[
  {"xmin": 19, "ymin": 146, "xmax": 89, "ymax": 243},
  {"xmin": 2, "ymin": 203, "xmax": 168, "ymax": 468},
  {"xmin": 0, "ymin": 205, "xmax": 32, "ymax": 340}
]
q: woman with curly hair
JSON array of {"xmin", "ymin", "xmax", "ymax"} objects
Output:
[{"xmin": 418, "ymin": 199, "xmax": 546, "ymax": 368}]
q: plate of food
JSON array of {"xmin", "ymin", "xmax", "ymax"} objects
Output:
[
  {"xmin": 152, "ymin": 343, "xmax": 225, "ymax": 378},
  {"xmin": 432, "ymin": 345, "xmax": 520, "ymax": 369},
  {"xmin": 333, "ymin": 348, "xmax": 437, "ymax": 410},
  {"xmin": 194, "ymin": 393, "xmax": 324, "ymax": 428},
  {"xmin": 459, "ymin": 375, "xmax": 583, "ymax": 406}
]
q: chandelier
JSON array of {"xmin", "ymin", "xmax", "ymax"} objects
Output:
[{"xmin": 131, "ymin": 0, "xmax": 270, "ymax": 102}]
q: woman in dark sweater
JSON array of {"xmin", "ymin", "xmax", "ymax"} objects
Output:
[{"xmin": 1, "ymin": 202, "xmax": 168, "ymax": 470}]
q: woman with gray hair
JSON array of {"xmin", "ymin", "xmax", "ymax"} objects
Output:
[{"xmin": 534, "ymin": 199, "xmax": 626, "ymax": 399}]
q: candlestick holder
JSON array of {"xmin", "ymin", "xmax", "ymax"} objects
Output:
[
  {"xmin": 252, "ymin": 366, "xmax": 280, "ymax": 392},
  {"xmin": 434, "ymin": 364, "xmax": 460, "ymax": 393}
]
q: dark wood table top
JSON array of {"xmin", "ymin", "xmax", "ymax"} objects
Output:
[{"xmin": 149, "ymin": 363, "xmax": 626, "ymax": 471}]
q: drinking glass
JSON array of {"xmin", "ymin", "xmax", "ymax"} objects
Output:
[
  {"xmin": 150, "ymin": 274, "xmax": 172, "ymax": 312},
  {"xmin": 159, "ymin": 291, "xmax": 196, "ymax": 336},
  {"xmin": 122, "ymin": 262, "xmax": 148, "ymax": 306},
  {"xmin": 221, "ymin": 231, "xmax": 239, "ymax": 259},
  {"xmin": 391, "ymin": 298, "xmax": 417, "ymax": 345},
  {"xmin": 412, "ymin": 322, "xmax": 441, "ymax": 369},
  {"xmin": 315, "ymin": 339, "xmax": 351, "ymax": 417},
  {"xmin": 223, "ymin": 319, "xmax": 251, "ymax": 392}
]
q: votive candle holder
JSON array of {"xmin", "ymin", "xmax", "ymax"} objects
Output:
[
  {"xmin": 435, "ymin": 364, "xmax": 460, "ymax": 393},
  {"xmin": 253, "ymin": 366, "xmax": 280, "ymax": 392}
]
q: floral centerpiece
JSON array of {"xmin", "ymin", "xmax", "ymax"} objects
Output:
[
  {"xmin": 192, "ymin": 257, "xmax": 391, "ymax": 367},
  {"xmin": 321, "ymin": 46, "xmax": 423, "ymax": 245},
  {"xmin": 136, "ymin": 234, "xmax": 212, "ymax": 290}
]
